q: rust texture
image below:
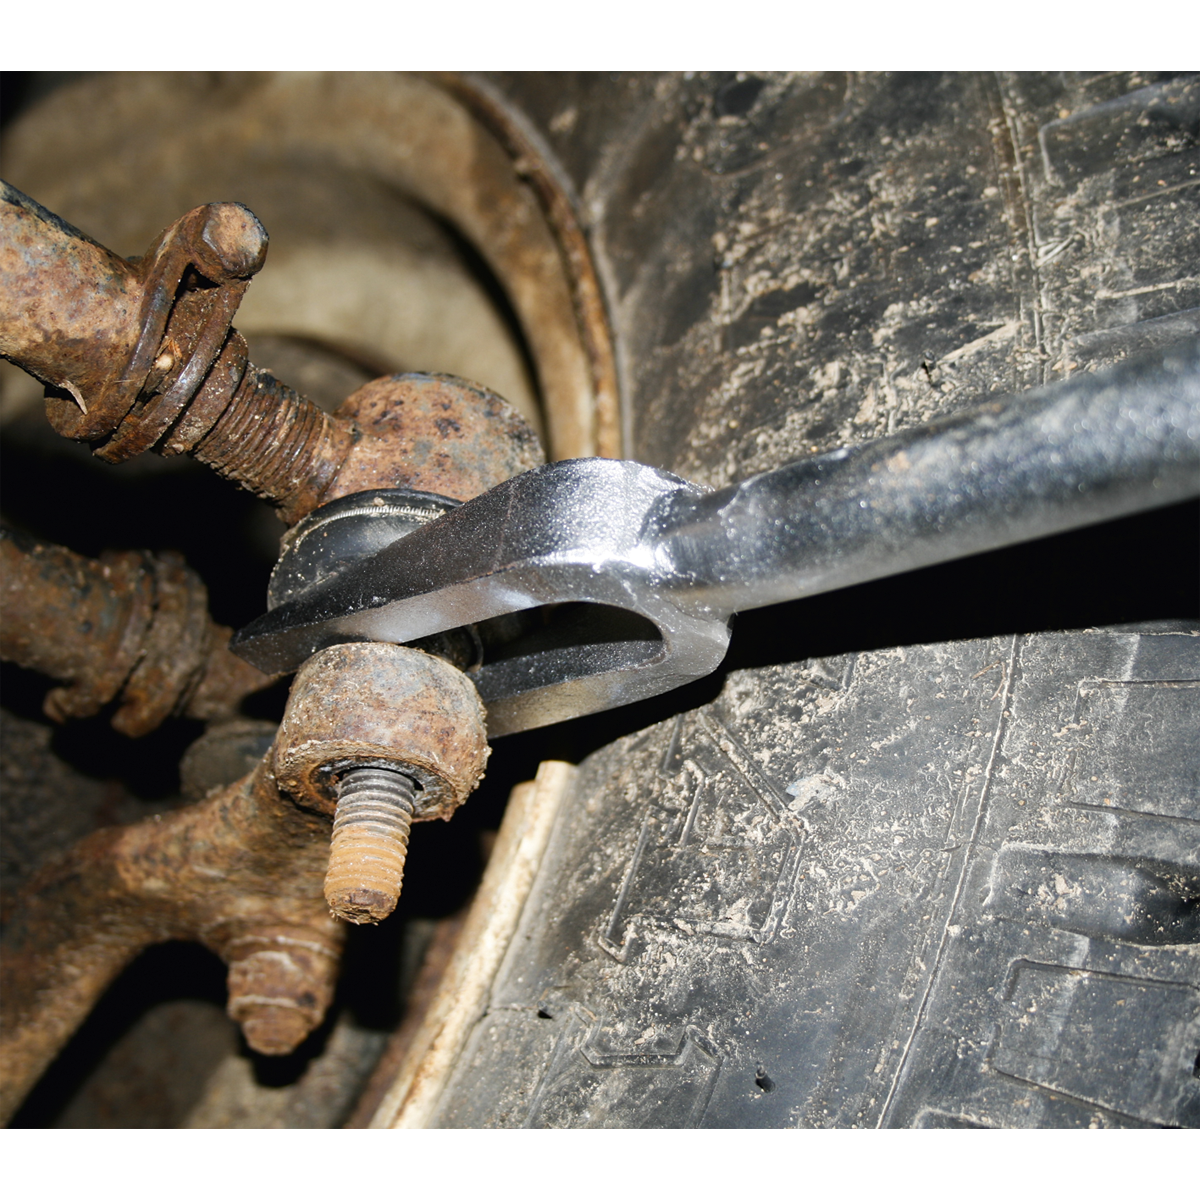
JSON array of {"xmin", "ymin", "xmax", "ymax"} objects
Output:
[
  {"xmin": 1, "ymin": 182, "xmax": 265, "ymax": 449},
  {"xmin": 325, "ymin": 372, "xmax": 543, "ymax": 504},
  {"xmin": 1, "ymin": 176, "xmax": 525, "ymax": 1120},
  {"xmin": 324, "ymin": 768, "xmax": 417, "ymax": 924},
  {"xmin": 0, "ymin": 524, "xmax": 275, "ymax": 735},
  {"xmin": 190, "ymin": 359, "xmax": 357, "ymax": 525},
  {"xmin": 276, "ymin": 642, "xmax": 491, "ymax": 924},
  {"xmin": 0, "ymin": 642, "xmax": 491, "ymax": 1122},
  {"xmin": 186, "ymin": 366, "xmax": 543, "ymax": 526},
  {"xmin": 274, "ymin": 642, "xmax": 490, "ymax": 823},
  {"xmin": 0, "ymin": 183, "xmax": 142, "ymax": 416},
  {"xmin": 0, "ymin": 755, "xmax": 343, "ymax": 1124},
  {"xmin": 2, "ymin": 182, "xmax": 544, "ymax": 527}
]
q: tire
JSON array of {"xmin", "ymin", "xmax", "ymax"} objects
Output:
[
  {"xmin": 2, "ymin": 72, "xmax": 1197, "ymax": 1130},
  {"xmin": 418, "ymin": 72, "xmax": 1200, "ymax": 1128}
]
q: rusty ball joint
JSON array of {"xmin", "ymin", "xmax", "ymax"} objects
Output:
[{"xmin": 273, "ymin": 641, "xmax": 490, "ymax": 924}]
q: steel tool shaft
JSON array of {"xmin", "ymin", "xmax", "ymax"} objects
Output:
[{"xmin": 654, "ymin": 340, "xmax": 1200, "ymax": 613}]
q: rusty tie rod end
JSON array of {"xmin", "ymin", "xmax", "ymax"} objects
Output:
[{"xmin": 2, "ymin": 181, "xmax": 545, "ymax": 528}]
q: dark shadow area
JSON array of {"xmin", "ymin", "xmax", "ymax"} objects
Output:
[
  {"xmin": 0, "ymin": 411, "xmax": 280, "ymax": 632},
  {"xmin": 0, "ymin": 74, "xmax": 28, "ymax": 131},
  {"xmin": 2, "ymin": 73, "xmax": 93, "ymax": 135},
  {"xmin": 0, "ymin": 660, "xmax": 56, "ymax": 724},
  {"xmin": 9, "ymin": 941, "xmax": 228, "ymax": 1127},
  {"xmin": 246, "ymin": 1004, "xmax": 338, "ymax": 1091},
  {"xmin": 337, "ymin": 915, "xmax": 413, "ymax": 1034},
  {"xmin": 431, "ymin": 208, "xmax": 542, "ymax": 415},
  {"xmin": 47, "ymin": 709, "xmax": 206, "ymax": 804}
]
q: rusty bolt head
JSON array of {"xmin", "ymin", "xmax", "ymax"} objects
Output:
[
  {"xmin": 197, "ymin": 203, "xmax": 268, "ymax": 280},
  {"xmin": 273, "ymin": 642, "xmax": 489, "ymax": 822},
  {"xmin": 224, "ymin": 933, "xmax": 339, "ymax": 1056}
]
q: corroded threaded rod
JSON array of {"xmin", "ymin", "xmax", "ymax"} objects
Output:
[
  {"xmin": 324, "ymin": 767, "xmax": 417, "ymax": 924},
  {"xmin": 194, "ymin": 366, "xmax": 356, "ymax": 526}
]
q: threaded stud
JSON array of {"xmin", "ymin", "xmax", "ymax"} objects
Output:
[
  {"xmin": 324, "ymin": 767, "xmax": 416, "ymax": 924},
  {"xmin": 194, "ymin": 367, "xmax": 353, "ymax": 524}
]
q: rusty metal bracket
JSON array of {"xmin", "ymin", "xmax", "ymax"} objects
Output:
[{"xmin": 0, "ymin": 524, "xmax": 276, "ymax": 736}]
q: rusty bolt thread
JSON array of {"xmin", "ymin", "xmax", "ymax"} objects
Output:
[
  {"xmin": 324, "ymin": 767, "xmax": 417, "ymax": 925},
  {"xmin": 192, "ymin": 365, "xmax": 357, "ymax": 527},
  {"xmin": 185, "ymin": 368, "xmax": 545, "ymax": 527}
]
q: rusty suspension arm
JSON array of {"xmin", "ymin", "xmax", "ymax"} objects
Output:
[
  {"xmin": 0, "ymin": 751, "xmax": 345, "ymax": 1126},
  {"xmin": 0, "ymin": 637, "xmax": 490, "ymax": 1126}
]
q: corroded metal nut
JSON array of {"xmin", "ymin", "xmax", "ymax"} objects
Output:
[{"xmin": 273, "ymin": 642, "xmax": 490, "ymax": 821}]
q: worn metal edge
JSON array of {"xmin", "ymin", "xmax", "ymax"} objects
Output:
[
  {"xmin": 368, "ymin": 758, "xmax": 576, "ymax": 1128},
  {"xmin": 429, "ymin": 72, "xmax": 622, "ymax": 461}
]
